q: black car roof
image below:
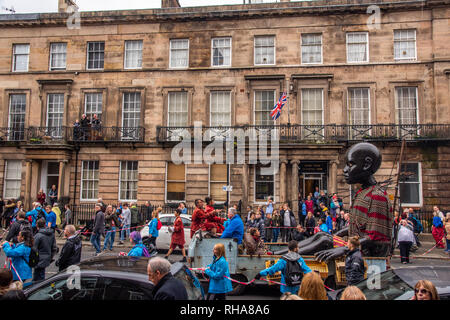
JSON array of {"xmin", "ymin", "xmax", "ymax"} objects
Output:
[
  {"xmin": 76, "ymin": 256, "xmax": 186, "ymax": 276},
  {"xmin": 394, "ymin": 266, "xmax": 450, "ymax": 289}
]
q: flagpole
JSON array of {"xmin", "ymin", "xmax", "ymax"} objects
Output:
[{"xmin": 286, "ymin": 78, "xmax": 290, "ymax": 125}]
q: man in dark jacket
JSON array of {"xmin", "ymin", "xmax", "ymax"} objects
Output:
[
  {"xmin": 148, "ymin": 257, "xmax": 187, "ymax": 300},
  {"xmin": 291, "ymin": 224, "xmax": 307, "ymax": 242},
  {"xmin": 345, "ymin": 236, "xmax": 366, "ymax": 286},
  {"xmin": 56, "ymin": 225, "xmax": 82, "ymax": 272},
  {"xmin": 5, "ymin": 211, "xmax": 31, "ymax": 244},
  {"xmin": 253, "ymin": 212, "xmax": 265, "ymax": 240},
  {"xmin": 91, "ymin": 204, "xmax": 105, "ymax": 256},
  {"xmin": 130, "ymin": 202, "xmax": 140, "ymax": 230},
  {"xmin": 33, "ymin": 218, "xmax": 57, "ymax": 282}
]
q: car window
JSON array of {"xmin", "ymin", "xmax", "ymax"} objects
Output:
[
  {"xmin": 181, "ymin": 217, "xmax": 191, "ymax": 227},
  {"xmin": 159, "ymin": 216, "xmax": 171, "ymax": 226},
  {"xmin": 100, "ymin": 278, "xmax": 153, "ymax": 300},
  {"xmin": 351, "ymin": 270, "xmax": 413, "ymax": 300},
  {"xmin": 28, "ymin": 277, "xmax": 102, "ymax": 301}
]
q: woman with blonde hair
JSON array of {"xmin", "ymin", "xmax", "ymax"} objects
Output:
[
  {"xmin": 411, "ymin": 280, "xmax": 440, "ymax": 300},
  {"xmin": 148, "ymin": 207, "xmax": 162, "ymax": 248},
  {"xmin": 280, "ymin": 292, "xmax": 303, "ymax": 300},
  {"xmin": 204, "ymin": 243, "xmax": 232, "ymax": 300},
  {"xmin": 298, "ymin": 271, "xmax": 328, "ymax": 300},
  {"xmin": 340, "ymin": 286, "xmax": 366, "ymax": 300}
]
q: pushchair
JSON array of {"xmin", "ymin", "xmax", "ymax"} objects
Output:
[
  {"xmin": 78, "ymin": 221, "xmax": 93, "ymax": 241},
  {"xmin": 141, "ymin": 236, "xmax": 158, "ymax": 258}
]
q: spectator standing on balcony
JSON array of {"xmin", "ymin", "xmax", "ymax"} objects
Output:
[
  {"xmin": 91, "ymin": 114, "xmax": 101, "ymax": 141},
  {"xmin": 48, "ymin": 185, "xmax": 57, "ymax": 207},
  {"xmin": 73, "ymin": 119, "xmax": 81, "ymax": 141},
  {"xmin": 80, "ymin": 114, "xmax": 90, "ymax": 141},
  {"xmin": 36, "ymin": 189, "xmax": 46, "ymax": 207}
]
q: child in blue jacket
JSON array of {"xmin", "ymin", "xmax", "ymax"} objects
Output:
[
  {"xmin": 204, "ymin": 243, "xmax": 233, "ymax": 300},
  {"xmin": 1, "ymin": 230, "xmax": 33, "ymax": 284}
]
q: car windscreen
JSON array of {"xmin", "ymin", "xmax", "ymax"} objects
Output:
[{"xmin": 342, "ymin": 270, "xmax": 414, "ymax": 300}]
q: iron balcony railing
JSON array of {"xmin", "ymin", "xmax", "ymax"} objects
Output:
[
  {"xmin": 157, "ymin": 124, "xmax": 450, "ymax": 143},
  {"xmin": 22, "ymin": 126, "xmax": 145, "ymax": 145},
  {"xmin": 0, "ymin": 127, "xmax": 26, "ymax": 142}
]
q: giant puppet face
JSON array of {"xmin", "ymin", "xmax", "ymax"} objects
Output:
[{"xmin": 343, "ymin": 142, "xmax": 382, "ymax": 185}]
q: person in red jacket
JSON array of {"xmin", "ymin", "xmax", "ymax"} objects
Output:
[
  {"xmin": 191, "ymin": 199, "xmax": 206, "ymax": 238},
  {"xmin": 204, "ymin": 197, "xmax": 225, "ymax": 235},
  {"xmin": 165, "ymin": 209, "xmax": 187, "ymax": 262}
]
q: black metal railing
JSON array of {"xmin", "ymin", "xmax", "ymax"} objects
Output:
[
  {"xmin": 22, "ymin": 126, "xmax": 145, "ymax": 145},
  {"xmin": 0, "ymin": 127, "xmax": 26, "ymax": 142},
  {"xmin": 157, "ymin": 124, "xmax": 450, "ymax": 144}
]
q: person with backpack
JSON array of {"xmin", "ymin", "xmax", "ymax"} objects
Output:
[
  {"xmin": 5, "ymin": 211, "xmax": 31, "ymax": 244},
  {"xmin": 1, "ymin": 230, "xmax": 34, "ymax": 286},
  {"xmin": 204, "ymin": 243, "xmax": 233, "ymax": 300},
  {"xmin": 432, "ymin": 210, "xmax": 446, "ymax": 249},
  {"xmin": 26, "ymin": 202, "xmax": 42, "ymax": 234},
  {"xmin": 408, "ymin": 208, "xmax": 422, "ymax": 247},
  {"xmin": 127, "ymin": 231, "xmax": 150, "ymax": 257},
  {"xmin": 147, "ymin": 208, "xmax": 161, "ymax": 248},
  {"xmin": 254, "ymin": 240, "xmax": 312, "ymax": 295},
  {"xmin": 345, "ymin": 236, "xmax": 365, "ymax": 285},
  {"xmin": 55, "ymin": 225, "xmax": 82, "ymax": 272},
  {"xmin": 32, "ymin": 218, "xmax": 57, "ymax": 282}
]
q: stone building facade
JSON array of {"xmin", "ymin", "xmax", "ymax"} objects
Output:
[{"xmin": 0, "ymin": 0, "xmax": 449, "ymax": 214}]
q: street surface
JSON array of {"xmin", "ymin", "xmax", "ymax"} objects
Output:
[{"xmin": 0, "ymin": 232, "xmax": 448, "ymax": 300}]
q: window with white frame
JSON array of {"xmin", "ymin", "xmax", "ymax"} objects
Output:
[
  {"xmin": 3, "ymin": 160, "xmax": 22, "ymax": 199},
  {"xmin": 255, "ymin": 164, "xmax": 274, "ymax": 203},
  {"xmin": 81, "ymin": 160, "xmax": 99, "ymax": 201},
  {"xmin": 210, "ymin": 91, "xmax": 231, "ymax": 127},
  {"xmin": 170, "ymin": 39, "xmax": 189, "ymax": 68},
  {"xmin": 212, "ymin": 37, "xmax": 231, "ymax": 67},
  {"xmin": 87, "ymin": 42, "xmax": 105, "ymax": 70},
  {"xmin": 394, "ymin": 29, "xmax": 416, "ymax": 60},
  {"xmin": 119, "ymin": 161, "xmax": 138, "ymax": 201},
  {"xmin": 124, "ymin": 40, "xmax": 143, "ymax": 69},
  {"xmin": 301, "ymin": 34, "xmax": 322, "ymax": 64},
  {"xmin": 254, "ymin": 36, "xmax": 275, "ymax": 65},
  {"xmin": 210, "ymin": 164, "xmax": 228, "ymax": 202},
  {"xmin": 166, "ymin": 162, "xmax": 185, "ymax": 202},
  {"xmin": 254, "ymin": 90, "xmax": 275, "ymax": 126},
  {"xmin": 399, "ymin": 162, "xmax": 422, "ymax": 206},
  {"xmin": 50, "ymin": 43, "xmax": 67, "ymax": 70},
  {"xmin": 85, "ymin": 93, "xmax": 102, "ymax": 121},
  {"xmin": 168, "ymin": 92, "xmax": 188, "ymax": 127},
  {"xmin": 301, "ymin": 88, "xmax": 323, "ymax": 139},
  {"xmin": 348, "ymin": 88, "xmax": 370, "ymax": 125},
  {"xmin": 46, "ymin": 93, "xmax": 64, "ymax": 138},
  {"xmin": 12, "ymin": 44, "xmax": 30, "ymax": 72},
  {"xmin": 8, "ymin": 94, "xmax": 26, "ymax": 141},
  {"xmin": 122, "ymin": 92, "xmax": 141, "ymax": 140},
  {"xmin": 346, "ymin": 32, "xmax": 369, "ymax": 63},
  {"xmin": 396, "ymin": 87, "xmax": 418, "ymax": 125}
]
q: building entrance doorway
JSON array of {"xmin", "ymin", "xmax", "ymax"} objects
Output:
[
  {"xmin": 298, "ymin": 161, "xmax": 328, "ymax": 199},
  {"xmin": 40, "ymin": 161, "xmax": 59, "ymax": 196}
]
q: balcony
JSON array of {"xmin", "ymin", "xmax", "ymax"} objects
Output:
[
  {"xmin": 0, "ymin": 127, "xmax": 26, "ymax": 144},
  {"xmin": 15, "ymin": 126, "xmax": 145, "ymax": 146},
  {"xmin": 156, "ymin": 124, "xmax": 450, "ymax": 144}
]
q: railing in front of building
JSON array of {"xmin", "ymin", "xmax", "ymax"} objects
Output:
[
  {"xmin": 156, "ymin": 124, "xmax": 450, "ymax": 143},
  {"xmin": 12, "ymin": 126, "xmax": 146, "ymax": 145}
]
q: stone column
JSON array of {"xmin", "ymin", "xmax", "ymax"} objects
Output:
[
  {"xmin": 58, "ymin": 160, "xmax": 69, "ymax": 201},
  {"xmin": 330, "ymin": 160, "xmax": 338, "ymax": 195},
  {"xmin": 25, "ymin": 160, "xmax": 33, "ymax": 210},
  {"xmin": 291, "ymin": 160, "xmax": 300, "ymax": 215},
  {"xmin": 279, "ymin": 160, "xmax": 288, "ymax": 204}
]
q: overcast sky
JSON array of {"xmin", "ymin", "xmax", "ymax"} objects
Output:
[{"xmin": 0, "ymin": 0, "xmax": 247, "ymax": 13}]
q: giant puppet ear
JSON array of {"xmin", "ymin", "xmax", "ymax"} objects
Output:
[{"xmin": 363, "ymin": 156, "xmax": 373, "ymax": 172}]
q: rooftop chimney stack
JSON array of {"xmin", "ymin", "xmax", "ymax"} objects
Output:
[
  {"xmin": 58, "ymin": 0, "xmax": 78, "ymax": 13},
  {"xmin": 161, "ymin": 0, "xmax": 181, "ymax": 8}
]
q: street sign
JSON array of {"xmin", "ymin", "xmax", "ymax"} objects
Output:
[{"xmin": 222, "ymin": 185, "xmax": 233, "ymax": 192}]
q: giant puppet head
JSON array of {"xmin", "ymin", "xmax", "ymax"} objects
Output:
[{"xmin": 343, "ymin": 142, "xmax": 382, "ymax": 186}]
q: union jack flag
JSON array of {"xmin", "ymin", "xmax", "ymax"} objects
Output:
[{"xmin": 270, "ymin": 92, "xmax": 287, "ymax": 121}]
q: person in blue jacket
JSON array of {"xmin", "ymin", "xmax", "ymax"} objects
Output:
[
  {"xmin": 148, "ymin": 209, "xmax": 160, "ymax": 248},
  {"xmin": 44, "ymin": 205, "xmax": 57, "ymax": 230},
  {"xmin": 254, "ymin": 240, "xmax": 312, "ymax": 294},
  {"xmin": 220, "ymin": 208, "xmax": 244, "ymax": 244},
  {"xmin": 325, "ymin": 211, "xmax": 333, "ymax": 234},
  {"xmin": 318, "ymin": 218, "xmax": 329, "ymax": 233},
  {"xmin": 127, "ymin": 231, "xmax": 148, "ymax": 257},
  {"xmin": 204, "ymin": 243, "xmax": 233, "ymax": 300},
  {"xmin": 1, "ymin": 229, "xmax": 33, "ymax": 285}
]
